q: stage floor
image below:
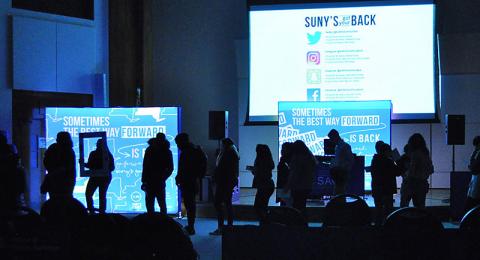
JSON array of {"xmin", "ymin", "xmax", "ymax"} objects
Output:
[{"xmin": 234, "ymin": 188, "xmax": 450, "ymax": 208}]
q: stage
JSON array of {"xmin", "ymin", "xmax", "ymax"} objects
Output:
[{"xmin": 194, "ymin": 188, "xmax": 453, "ymax": 222}]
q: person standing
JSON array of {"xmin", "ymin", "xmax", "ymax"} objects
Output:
[
  {"xmin": 175, "ymin": 133, "xmax": 207, "ymax": 235},
  {"xmin": 250, "ymin": 144, "xmax": 275, "ymax": 225},
  {"xmin": 400, "ymin": 133, "xmax": 434, "ymax": 208},
  {"xmin": 276, "ymin": 142, "xmax": 294, "ymax": 206},
  {"xmin": 285, "ymin": 140, "xmax": 316, "ymax": 218},
  {"xmin": 210, "ymin": 138, "xmax": 239, "ymax": 235},
  {"xmin": 81, "ymin": 139, "xmax": 115, "ymax": 214},
  {"xmin": 42, "ymin": 131, "xmax": 76, "ymax": 198},
  {"xmin": 371, "ymin": 141, "xmax": 401, "ymax": 225},
  {"xmin": 328, "ymin": 129, "xmax": 354, "ymax": 197},
  {"xmin": 0, "ymin": 131, "xmax": 26, "ymax": 214},
  {"xmin": 142, "ymin": 133, "xmax": 173, "ymax": 214},
  {"xmin": 465, "ymin": 136, "xmax": 480, "ymax": 213}
]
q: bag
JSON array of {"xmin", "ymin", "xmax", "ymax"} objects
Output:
[{"xmin": 193, "ymin": 145, "xmax": 208, "ymax": 179}]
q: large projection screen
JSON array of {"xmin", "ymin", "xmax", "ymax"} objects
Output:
[
  {"xmin": 45, "ymin": 107, "xmax": 180, "ymax": 213},
  {"xmin": 249, "ymin": 0, "xmax": 437, "ymax": 123}
]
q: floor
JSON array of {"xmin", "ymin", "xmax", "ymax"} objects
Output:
[
  {"xmin": 235, "ymin": 188, "xmax": 450, "ymax": 207},
  {"xmin": 176, "ymin": 217, "xmax": 459, "ymax": 260}
]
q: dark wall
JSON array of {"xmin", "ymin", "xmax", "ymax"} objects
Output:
[
  {"xmin": 148, "ymin": 0, "xmax": 247, "ymax": 155},
  {"xmin": 437, "ymin": 0, "xmax": 480, "ymax": 74},
  {"xmin": 109, "ymin": 0, "xmax": 144, "ymax": 106},
  {"xmin": 437, "ymin": 0, "xmax": 480, "ymax": 34}
]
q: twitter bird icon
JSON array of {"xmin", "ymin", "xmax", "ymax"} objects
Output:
[{"xmin": 307, "ymin": 32, "xmax": 321, "ymax": 45}]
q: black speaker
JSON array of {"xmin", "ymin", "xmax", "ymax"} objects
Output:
[
  {"xmin": 209, "ymin": 111, "xmax": 228, "ymax": 140},
  {"xmin": 446, "ymin": 114, "xmax": 465, "ymax": 145}
]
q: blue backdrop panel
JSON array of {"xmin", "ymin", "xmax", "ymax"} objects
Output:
[
  {"xmin": 278, "ymin": 101, "xmax": 391, "ymax": 189},
  {"xmin": 45, "ymin": 107, "xmax": 180, "ymax": 213}
]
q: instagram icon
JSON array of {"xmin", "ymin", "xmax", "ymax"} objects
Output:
[{"xmin": 307, "ymin": 51, "xmax": 321, "ymax": 65}]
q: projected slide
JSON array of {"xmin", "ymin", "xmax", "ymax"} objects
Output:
[
  {"xmin": 250, "ymin": 1, "xmax": 436, "ymax": 122},
  {"xmin": 278, "ymin": 101, "xmax": 391, "ymax": 189},
  {"xmin": 45, "ymin": 107, "xmax": 180, "ymax": 213}
]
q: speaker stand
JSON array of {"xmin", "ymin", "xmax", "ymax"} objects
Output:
[{"xmin": 452, "ymin": 144, "xmax": 456, "ymax": 172}]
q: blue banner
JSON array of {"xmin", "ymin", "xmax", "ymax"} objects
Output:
[
  {"xmin": 278, "ymin": 101, "xmax": 391, "ymax": 189},
  {"xmin": 45, "ymin": 107, "xmax": 180, "ymax": 213}
]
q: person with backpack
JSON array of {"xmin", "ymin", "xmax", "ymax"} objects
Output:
[
  {"xmin": 175, "ymin": 133, "xmax": 207, "ymax": 235},
  {"xmin": 142, "ymin": 133, "xmax": 173, "ymax": 214}
]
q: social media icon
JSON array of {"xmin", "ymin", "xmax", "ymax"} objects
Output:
[
  {"xmin": 307, "ymin": 88, "xmax": 321, "ymax": 101},
  {"xmin": 307, "ymin": 31, "xmax": 321, "ymax": 45},
  {"xmin": 307, "ymin": 51, "xmax": 320, "ymax": 65},
  {"xmin": 307, "ymin": 69, "xmax": 321, "ymax": 84}
]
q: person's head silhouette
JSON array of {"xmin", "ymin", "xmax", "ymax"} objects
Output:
[
  {"xmin": 407, "ymin": 133, "xmax": 427, "ymax": 151},
  {"xmin": 256, "ymin": 144, "xmax": 272, "ymax": 159},
  {"xmin": 280, "ymin": 142, "xmax": 294, "ymax": 160},
  {"xmin": 473, "ymin": 136, "xmax": 480, "ymax": 148},
  {"xmin": 175, "ymin": 133, "xmax": 190, "ymax": 151},
  {"xmin": 56, "ymin": 131, "xmax": 73, "ymax": 148},
  {"xmin": 156, "ymin": 132, "xmax": 166, "ymax": 141},
  {"xmin": 327, "ymin": 129, "xmax": 341, "ymax": 145},
  {"xmin": 375, "ymin": 140, "xmax": 386, "ymax": 154}
]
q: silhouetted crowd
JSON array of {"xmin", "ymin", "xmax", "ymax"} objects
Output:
[{"xmin": 2, "ymin": 128, "xmax": 480, "ymax": 258}]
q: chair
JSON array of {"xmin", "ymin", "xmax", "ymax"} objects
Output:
[
  {"xmin": 40, "ymin": 196, "xmax": 88, "ymax": 253},
  {"xmin": 457, "ymin": 205, "xmax": 480, "ymax": 259},
  {"xmin": 460, "ymin": 205, "xmax": 480, "ymax": 231},
  {"xmin": 76, "ymin": 213, "xmax": 125, "ymax": 258},
  {"xmin": 266, "ymin": 206, "xmax": 307, "ymax": 227},
  {"xmin": 383, "ymin": 207, "xmax": 446, "ymax": 259},
  {"xmin": 384, "ymin": 207, "xmax": 444, "ymax": 231},
  {"xmin": 40, "ymin": 197, "xmax": 88, "ymax": 229},
  {"xmin": 128, "ymin": 213, "xmax": 197, "ymax": 259},
  {"xmin": 323, "ymin": 194, "xmax": 371, "ymax": 227}
]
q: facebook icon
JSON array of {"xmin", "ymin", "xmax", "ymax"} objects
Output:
[{"xmin": 307, "ymin": 88, "xmax": 321, "ymax": 101}]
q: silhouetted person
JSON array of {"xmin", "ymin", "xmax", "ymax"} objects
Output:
[
  {"xmin": 142, "ymin": 133, "xmax": 173, "ymax": 214},
  {"xmin": 249, "ymin": 144, "xmax": 275, "ymax": 225},
  {"xmin": 175, "ymin": 133, "xmax": 207, "ymax": 235},
  {"xmin": 210, "ymin": 138, "xmax": 239, "ymax": 235},
  {"xmin": 80, "ymin": 139, "xmax": 115, "ymax": 214},
  {"xmin": 277, "ymin": 142, "xmax": 294, "ymax": 206},
  {"xmin": 465, "ymin": 136, "xmax": 480, "ymax": 213},
  {"xmin": 400, "ymin": 133, "xmax": 434, "ymax": 208},
  {"xmin": 42, "ymin": 131, "xmax": 76, "ymax": 198},
  {"xmin": 0, "ymin": 131, "xmax": 26, "ymax": 215},
  {"xmin": 396, "ymin": 144, "xmax": 411, "ymax": 178},
  {"xmin": 285, "ymin": 140, "xmax": 316, "ymax": 219},
  {"xmin": 328, "ymin": 129, "xmax": 354, "ymax": 197},
  {"xmin": 371, "ymin": 141, "xmax": 401, "ymax": 225}
]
